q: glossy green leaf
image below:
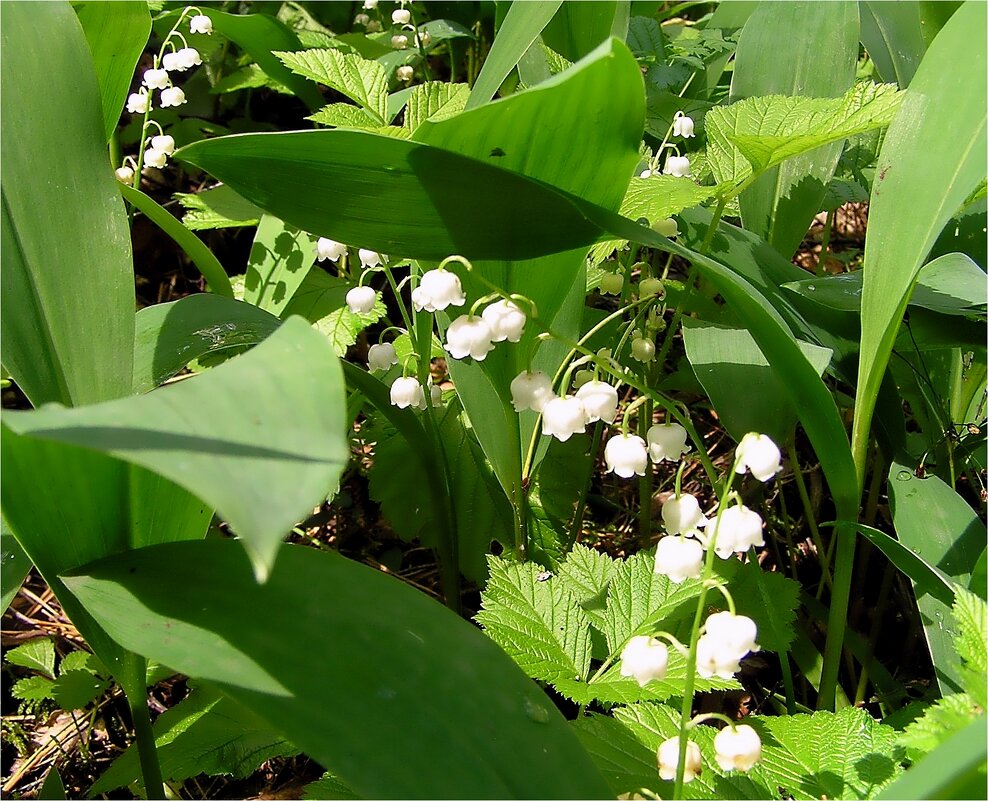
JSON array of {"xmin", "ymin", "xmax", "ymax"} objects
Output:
[
  {"xmin": 854, "ymin": 1, "xmax": 987, "ymax": 478},
  {"xmin": 308, "ymin": 103, "xmax": 380, "ymax": 129},
  {"xmin": 1, "ymin": 1, "xmax": 134, "ymax": 406},
  {"xmin": 467, "ymin": 0, "xmax": 563, "ymax": 109},
  {"xmin": 176, "ymin": 185, "xmax": 263, "ymax": 231},
  {"xmin": 5, "ymin": 319, "xmax": 347, "ymax": 581},
  {"xmin": 120, "ymin": 183, "xmax": 233, "ymax": 298},
  {"xmin": 74, "ymin": 1, "xmax": 151, "ymax": 140},
  {"xmin": 729, "ymin": 1, "xmax": 859, "ymax": 258},
  {"xmin": 917, "ymin": 1, "xmax": 963, "ymax": 46},
  {"xmin": 276, "ymin": 49, "xmax": 388, "ymax": 124},
  {"xmin": 403, "ymin": 82, "xmax": 471, "ymax": 132},
  {"xmin": 682, "ymin": 319, "xmax": 833, "ymax": 443},
  {"xmin": 542, "ymin": 1, "xmax": 627, "ymax": 62},
  {"xmin": 244, "ymin": 215, "xmax": 319, "ymax": 316},
  {"xmin": 1, "ymin": 516, "xmax": 31, "ymax": 613},
  {"xmin": 38, "ymin": 767, "xmax": 66, "ymax": 801},
  {"xmin": 859, "ymin": 0, "xmax": 926, "ymax": 87},
  {"xmin": 889, "ymin": 459, "xmax": 987, "ymax": 695},
  {"xmin": 63, "ymin": 539, "xmax": 613, "ymax": 799},
  {"xmin": 852, "ymin": 523, "xmax": 955, "ymax": 605},
  {"xmin": 133, "ymin": 294, "xmax": 281, "ymax": 393}
]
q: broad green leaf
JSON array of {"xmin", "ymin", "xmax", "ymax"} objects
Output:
[
  {"xmin": 729, "ymin": 1, "xmax": 860, "ymax": 258},
  {"xmin": 626, "ymin": 16, "xmax": 664, "ymax": 60},
  {"xmin": 541, "ymin": 1, "xmax": 628, "ymax": 62},
  {"xmin": 313, "ymin": 300, "xmax": 386, "ymax": 356},
  {"xmin": 50, "ymin": 670, "xmax": 109, "ymax": 710},
  {"xmin": 877, "ymin": 716, "xmax": 987, "ymax": 801},
  {"xmin": 527, "ymin": 436, "xmax": 594, "ymax": 568},
  {"xmin": 418, "ymin": 18, "xmax": 475, "ymax": 47},
  {"xmin": 917, "ymin": 0, "xmax": 963, "ymax": 46},
  {"xmin": 854, "ymin": 1, "xmax": 987, "ymax": 480},
  {"xmin": 6, "ymin": 638, "xmax": 56, "ymax": 679},
  {"xmin": 1, "ymin": 1, "xmax": 134, "ymax": 406},
  {"xmin": 175, "ymin": 185, "xmax": 263, "ymax": 231},
  {"xmin": 4, "ymin": 319, "xmax": 347, "ymax": 581},
  {"xmin": 468, "ymin": 1, "xmax": 563, "ymax": 109},
  {"xmin": 682, "ymin": 319, "xmax": 833, "ymax": 443},
  {"xmin": 38, "ymin": 767, "xmax": 65, "ymax": 801},
  {"xmin": 303, "ymin": 773, "xmax": 361, "ymax": 801},
  {"xmin": 11, "ymin": 676, "xmax": 55, "ymax": 704},
  {"xmin": 207, "ymin": 11, "xmax": 323, "ymax": 111},
  {"xmin": 309, "ymin": 103, "xmax": 380, "ymax": 129},
  {"xmin": 403, "ymin": 82, "xmax": 471, "ymax": 132},
  {"xmin": 555, "ymin": 542, "xmax": 617, "ymax": 627},
  {"xmin": 276, "ymin": 49, "xmax": 388, "ymax": 124},
  {"xmin": 119, "ymin": 183, "xmax": 233, "ymax": 297},
  {"xmin": 132, "ymin": 294, "xmax": 281, "ymax": 393},
  {"xmin": 64, "ymin": 539, "xmax": 613, "ymax": 799},
  {"xmin": 476, "ymin": 557, "xmax": 592, "ymax": 684},
  {"xmin": 859, "ymin": 1, "xmax": 926, "ymax": 87},
  {"xmin": 728, "ymin": 560, "xmax": 801, "ymax": 654},
  {"xmin": 889, "ymin": 459, "xmax": 987, "ymax": 695},
  {"xmin": 1, "ymin": 516, "xmax": 31, "ymax": 613},
  {"xmin": 244, "ymin": 215, "xmax": 318, "ymax": 316},
  {"xmin": 852, "ymin": 523, "xmax": 955, "ymax": 606},
  {"xmin": 90, "ymin": 685, "xmax": 295, "ymax": 795},
  {"xmin": 74, "ymin": 1, "xmax": 150, "ymax": 140}
]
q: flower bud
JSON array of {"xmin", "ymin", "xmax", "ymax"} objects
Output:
[
  {"xmin": 189, "ymin": 14, "xmax": 213, "ymax": 35},
  {"xmin": 143, "ymin": 148, "xmax": 168, "ymax": 169},
  {"xmin": 396, "ymin": 65, "xmax": 414, "ymax": 82},
  {"xmin": 734, "ymin": 432, "xmax": 782, "ymax": 481},
  {"xmin": 367, "ymin": 342, "xmax": 398, "ymax": 372},
  {"xmin": 345, "ymin": 286, "xmax": 377, "ymax": 314},
  {"xmin": 150, "ymin": 134, "xmax": 175, "ymax": 155},
  {"xmin": 358, "ymin": 248, "xmax": 383, "ymax": 269},
  {"xmin": 599, "ymin": 272, "xmax": 624, "ymax": 295},
  {"xmin": 391, "ymin": 34, "xmax": 409, "ymax": 49},
  {"xmin": 355, "ymin": 12, "xmax": 370, "ymax": 25},
  {"xmin": 413, "ymin": 269, "xmax": 465, "ymax": 313},
  {"xmin": 159, "ymin": 86, "xmax": 186, "ymax": 108},
  {"xmin": 639, "ymin": 277, "xmax": 664, "ymax": 297},
  {"xmin": 316, "ymin": 238, "xmax": 347, "ymax": 263},
  {"xmin": 654, "ymin": 536, "xmax": 704, "ymax": 583},
  {"xmin": 392, "ymin": 8, "xmax": 411, "ymax": 24},
  {"xmin": 604, "ymin": 434, "xmax": 649, "ymax": 478},
  {"xmin": 646, "ymin": 422, "xmax": 689, "ymax": 463},
  {"xmin": 126, "ymin": 90, "xmax": 151, "ymax": 114},
  {"xmin": 657, "ymin": 738, "xmax": 702, "ymax": 782},
  {"xmin": 419, "ymin": 30, "xmax": 432, "ymax": 47},
  {"xmin": 661, "ymin": 493, "xmax": 708, "ymax": 536},
  {"xmin": 445, "ymin": 315, "xmax": 495, "ymax": 361},
  {"xmin": 482, "ymin": 299, "xmax": 526, "ymax": 343},
  {"xmin": 574, "ymin": 380, "xmax": 618, "ymax": 424},
  {"xmin": 115, "ymin": 166, "xmax": 135, "ymax": 183},
  {"xmin": 366, "ymin": 20, "xmax": 382, "ymax": 32},
  {"xmin": 510, "ymin": 371, "xmax": 555, "ymax": 413},
  {"xmin": 653, "ymin": 217, "xmax": 679, "ymax": 237},
  {"xmin": 630, "ymin": 335, "xmax": 655, "ymax": 362},
  {"xmin": 619, "ymin": 635, "xmax": 669, "ymax": 686},
  {"xmin": 664, "ymin": 155, "xmax": 691, "ymax": 178},
  {"xmin": 363, "ymin": 0, "xmax": 378, "ymax": 8},
  {"xmin": 572, "ymin": 369, "xmax": 594, "ymax": 390},
  {"xmin": 390, "ymin": 376, "xmax": 424, "ymax": 409},
  {"xmin": 714, "ymin": 725, "xmax": 761, "ymax": 772},
  {"xmin": 143, "ymin": 68, "xmax": 170, "ymax": 90},
  {"xmin": 541, "ymin": 396, "xmax": 588, "ymax": 442},
  {"xmin": 673, "ymin": 111, "xmax": 696, "ymax": 138}
]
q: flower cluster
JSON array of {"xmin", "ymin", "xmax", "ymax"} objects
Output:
[
  {"xmin": 656, "ymin": 723, "xmax": 761, "ymax": 784},
  {"xmin": 695, "ymin": 611, "xmax": 759, "ymax": 679}
]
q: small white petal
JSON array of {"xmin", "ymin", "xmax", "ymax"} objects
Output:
[
  {"xmin": 604, "ymin": 434, "xmax": 649, "ymax": 478},
  {"xmin": 445, "ymin": 315, "xmax": 495, "ymax": 361},
  {"xmin": 619, "ymin": 636, "xmax": 669, "ymax": 686},
  {"xmin": 367, "ymin": 342, "xmax": 398, "ymax": 372},
  {"xmin": 150, "ymin": 134, "xmax": 175, "ymax": 155},
  {"xmin": 541, "ymin": 396, "xmax": 587, "ymax": 442},
  {"xmin": 575, "ymin": 380, "xmax": 618, "ymax": 424},
  {"xmin": 392, "ymin": 8, "xmax": 411, "ymax": 24},
  {"xmin": 189, "ymin": 14, "xmax": 213, "ymax": 35},
  {"xmin": 345, "ymin": 286, "xmax": 377, "ymax": 314},
  {"xmin": 316, "ymin": 238, "xmax": 347, "ymax": 263},
  {"xmin": 657, "ymin": 738, "xmax": 702, "ymax": 782},
  {"xmin": 159, "ymin": 86, "xmax": 186, "ymax": 108},
  {"xmin": 510, "ymin": 371, "xmax": 555, "ymax": 413},
  {"xmin": 714, "ymin": 725, "xmax": 761, "ymax": 772}
]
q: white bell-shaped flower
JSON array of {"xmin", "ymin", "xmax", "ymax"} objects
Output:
[
  {"xmin": 159, "ymin": 86, "xmax": 186, "ymax": 108},
  {"xmin": 482, "ymin": 299, "xmax": 526, "ymax": 343},
  {"xmin": 413, "ymin": 269, "xmax": 466, "ymax": 312},
  {"xmin": 143, "ymin": 148, "xmax": 168, "ymax": 169},
  {"xmin": 115, "ymin": 166, "xmax": 135, "ymax": 183},
  {"xmin": 150, "ymin": 134, "xmax": 175, "ymax": 155},
  {"xmin": 189, "ymin": 14, "xmax": 213, "ymax": 34},
  {"xmin": 316, "ymin": 238, "xmax": 347, "ymax": 262},
  {"xmin": 358, "ymin": 248, "xmax": 382, "ymax": 269},
  {"xmin": 396, "ymin": 65, "xmax": 414, "ymax": 82},
  {"xmin": 510, "ymin": 371, "xmax": 555, "ymax": 413},
  {"xmin": 605, "ymin": 434, "xmax": 649, "ymax": 478},
  {"xmin": 428, "ymin": 381, "xmax": 443, "ymax": 408},
  {"xmin": 631, "ymin": 335, "xmax": 655, "ymax": 362},
  {"xmin": 695, "ymin": 612, "xmax": 759, "ymax": 678},
  {"xmin": 599, "ymin": 272, "xmax": 624, "ymax": 295},
  {"xmin": 419, "ymin": 30, "xmax": 431, "ymax": 47},
  {"xmin": 714, "ymin": 725, "xmax": 761, "ymax": 772},
  {"xmin": 367, "ymin": 342, "xmax": 398, "ymax": 372},
  {"xmin": 390, "ymin": 376, "xmax": 424, "ymax": 409},
  {"xmin": 661, "ymin": 493, "xmax": 708, "ymax": 537},
  {"xmin": 541, "ymin": 396, "xmax": 587, "ymax": 442},
  {"xmin": 639, "ymin": 277, "xmax": 664, "ymax": 297},
  {"xmin": 345, "ymin": 286, "xmax": 377, "ymax": 314},
  {"xmin": 391, "ymin": 34, "xmax": 408, "ymax": 49},
  {"xmin": 646, "ymin": 422, "xmax": 690, "ymax": 463},
  {"xmin": 143, "ymin": 68, "xmax": 170, "ymax": 89},
  {"xmin": 574, "ymin": 380, "xmax": 618, "ymax": 424},
  {"xmin": 654, "ymin": 536, "xmax": 704, "ymax": 583},
  {"xmin": 657, "ymin": 737, "xmax": 702, "ymax": 782},
  {"xmin": 392, "ymin": 8, "xmax": 411, "ymax": 24},
  {"xmin": 708, "ymin": 504, "xmax": 764, "ymax": 558},
  {"xmin": 734, "ymin": 432, "xmax": 782, "ymax": 482},
  {"xmin": 162, "ymin": 51, "xmax": 184, "ymax": 72},
  {"xmin": 363, "ymin": 0, "xmax": 378, "ymax": 8},
  {"xmin": 178, "ymin": 47, "xmax": 202, "ymax": 69},
  {"xmin": 355, "ymin": 12, "xmax": 370, "ymax": 25},
  {"xmin": 673, "ymin": 111, "xmax": 696, "ymax": 138},
  {"xmin": 445, "ymin": 315, "xmax": 495, "ymax": 361},
  {"xmin": 653, "ymin": 218, "xmax": 679, "ymax": 237},
  {"xmin": 619, "ymin": 635, "xmax": 669, "ymax": 686},
  {"xmin": 664, "ymin": 155, "xmax": 691, "ymax": 178},
  {"xmin": 126, "ymin": 90, "xmax": 151, "ymax": 114}
]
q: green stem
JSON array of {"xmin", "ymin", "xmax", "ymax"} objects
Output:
[
  {"xmin": 818, "ymin": 520, "xmax": 855, "ymax": 710},
  {"xmin": 122, "ymin": 656, "xmax": 163, "ymax": 800},
  {"xmin": 569, "ymin": 422, "xmax": 604, "ymax": 543},
  {"xmin": 817, "ymin": 208, "xmax": 835, "ymax": 276},
  {"xmin": 638, "ymin": 390, "xmax": 654, "ymax": 547},
  {"xmin": 785, "ymin": 442, "xmax": 832, "ymax": 596}
]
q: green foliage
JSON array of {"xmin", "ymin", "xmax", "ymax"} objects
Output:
[
  {"xmin": 6, "ymin": 642, "xmax": 110, "ymax": 712},
  {"xmin": 6, "ymin": 638, "xmax": 56, "ymax": 679},
  {"xmin": 303, "ymin": 773, "xmax": 361, "ymax": 800},
  {"xmin": 175, "ymin": 186, "xmax": 263, "ymax": 231},
  {"xmin": 277, "ymin": 49, "xmax": 388, "ymax": 123},
  {"xmin": 403, "ymin": 82, "xmax": 471, "ymax": 133}
]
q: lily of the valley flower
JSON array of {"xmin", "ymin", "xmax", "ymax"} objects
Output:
[
  {"xmin": 661, "ymin": 493, "xmax": 708, "ymax": 537},
  {"xmin": 734, "ymin": 432, "xmax": 782, "ymax": 481},
  {"xmin": 510, "ymin": 370, "xmax": 555, "ymax": 413},
  {"xmin": 413, "ymin": 269, "xmax": 466, "ymax": 312},
  {"xmin": 143, "ymin": 148, "xmax": 168, "ymax": 169},
  {"xmin": 355, "ymin": 12, "xmax": 370, "ymax": 25},
  {"xmin": 189, "ymin": 14, "xmax": 213, "ymax": 35},
  {"xmin": 316, "ymin": 238, "xmax": 347, "ymax": 263},
  {"xmin": 605, "ymin": 434, "xmax": 649, "ymax": 478},
  {"xmin": 695, "ymin": 612, "xmax": 759, "ymax": 679},
  {"xmin": 445, "ymin": 315, "xmax": 495, "ymax": 361},
  {"xmin": 345, "ymin": 286, "xmax": 377, "ymax": 315},
  {"xmin": 646, "ymin": 422, "xmax": 690, "ymax": 463},
  {"xmin": 159, "ymin": 86, "xmax": 187, "ymax": 108},
  {"xmin": 396, "ymin": 65, "xmax": 414, "ymax": 82},
  {"xmin": 574, "ymin": 380, "xmax": 618, "ymax": 424},
  {"xmin": 143, "ymin": 68, "xmax": 170, "ymax": 90},
  {"xmin": 392, "ymin": 8, "xmax": 411, "ymax": 24},
  {"xmin": 115, "ymin": 166, "xmax": 135, "ymax": 183},
  {"xmin": 150, "ymin": 135, "xmax": 175, "ymax": 155},
  {"xmin": 657, "ymin": 738, "xmax": 702, "ymax": 782},
  {"xmin": 654, "ymin": 536, "xmax": 704, "ymax": 583},
  {"xmin": 358, "ymin": 248, "xmax": 383, "ymax": 269},
  {"xmin": 664, "ymin": 155, "xmax": 691, "ymax": 178},
  {"xmin": 619, "ymin": 635, "xmax": 669, "ymax": 686},
  {"xmin": 126, "ymin": 90, "xmax": 151, "ymax": 114},
  {"xmin": 673, "ymin": 111, "xmax": 695, "ymax": 138},
  {"xmin": 390, "ymin": 376, "xmax": 424, "ymax": 409},
  {"xmin": 482, "ymin": 299, "xmax": 526, "ymax": 343},
  {"xmin": 541, "ymin": 395, "xmax": 588, "ymax": 442},
  {"xmin": 367, "ymin": 342, "xmax": 398, "ymax": 372},
  {"xmin": 391, "ymin": 34, "xmax": 409, "ymax": 49},
  {"xmin": 631, "ymin": 334, "xmax": 655, "ymax": 362},
  {"xmin": 363, "ymin": 0, "xmax": 378, "ymax": 8},
  {"xmin": 162, "ymin": 47, "xmax": 201, "ymax": 72},
  {"xmin": 713, "ymin": 725, "xmax": 761, "ymax": 772},
  {"xmin": 708, "ymin": 504, "xmax": 764, "ymax": 558},
  {"xmin": 599, "ymin": 272, "xmax": 624, "ymax": 295}
]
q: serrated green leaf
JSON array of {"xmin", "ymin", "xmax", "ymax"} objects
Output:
[
  {"xmin": 276, "ymin": 49, "xmax": 387, "ymax": 124},
  {"xmin": 303, "ymin": 772, "xmax": 362, "ymax": 800},
  {"xmin": 59, "ymin": 650, "xmax": 105, "ymax": 676},
  {"xmin": 555, "ymin": 657, "xmax": 738, "ymax": 705},
  {"xmin": 91, "ymin": 685, "xmax": 295, "ymax": 795},
  {"xmin": 212, "ymin": 63, "xmax": 293, "ymax": 95},
  {"xmin": 555, "ymin": 543, "xmax": 616, "ymax": 627},
  {"xmin": 626, "ymin": 16, "xmax": 664, "ymax": 60},
  {"xmin": 476, "ymin": 557, "xmax": 592, "ymax": 684},
  {"xmin": 707, "ymin": 82, "xmax": 902, "ymax": 190},
  {"xmin": 312, "ymin": 301, "xmax": 386, "ymax": 357},
  {"xmin": 11, "ymin": 675, "xmax": 55, "ymax": 703},
  {"xmin": 309, "ymin": 103, "xmax": 380, "ymax": 129},
  {"xmin": 539, "ymin": 42, "xmax": 573, "ymax": 76},
  {"xmin": 403, "ymin": 83, "xmax": 470, "ymax": 133},
  {"xmin": 6, "ymin": 638, "xmax": 56, "ymax": 678},
  {"xmin": 900, "ymin": 693, "xmax": 981, "ymax": 761},
  {"xmin": 953, "ymin": 586, "xmax": 987, "ymax": 706},
  {"xmin": 175, "ymin": 186, "xmax": 263, "ymax": 231},
  {"xmin": 50, "ymin": 670, "xmax": 109, "ymax": 710}
]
